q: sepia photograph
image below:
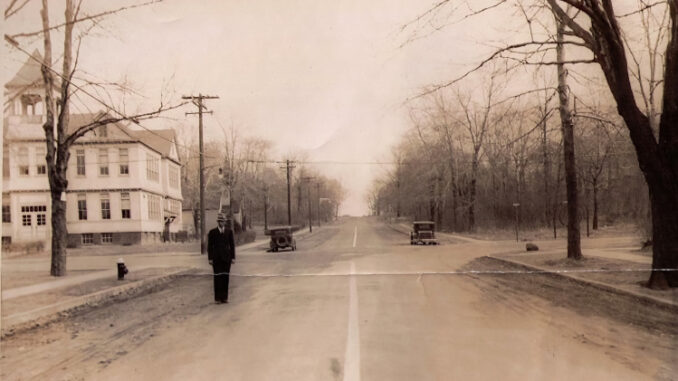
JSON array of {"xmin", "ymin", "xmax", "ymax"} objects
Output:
[{"xmin": 1, "ymin": 0, "xmax": 677, "ymax": 379}]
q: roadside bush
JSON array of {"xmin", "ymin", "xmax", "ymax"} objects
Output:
[
  {"xmin": 175, "ymin": 230, "xmax": 189, "ymax": 242},
  {"xmin": 5, "ymin": 240, "xmax": 45, "ymax": 254}
]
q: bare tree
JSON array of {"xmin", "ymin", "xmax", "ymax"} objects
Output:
[
  {"xmin": 455, "ymin": 74, "xmax": 503, "ymax": 230},
  {"xmin": 547, "ymin": 0, "xmax": 678, "ymax": 288},
  {"xmin": 402, "ymin": 0, "xmax": 678, "ymax": 288},
  {"xmin": 5, "ymin": 0, "xmax": 180, "ymax": 276}
]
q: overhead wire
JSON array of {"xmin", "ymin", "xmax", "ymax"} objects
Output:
[{"xmin": 5, "ymin": 40, "xmax": 225, "ymax": 161}]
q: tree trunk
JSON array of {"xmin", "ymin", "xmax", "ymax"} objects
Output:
[
  {"xmin": 50, "ymin": 191, "xmax": 68, "ymax": 276},
  {"xmin": 585, "ymin": 189, "xmax": 590, "ymax": 238},
  {"xmin": 469, "ymin": 157, "xmax": 478, "ymax": 230},
  {"xmin": 396, "ymin": 180, "xmax": 401, "ymax": 218},
  {"xmin": 647, "ymin": 183, "xmax": 678, "ymax": 289},
  {"xmin": 555, "ymin": 15, "xmax": 582, "ymax": 260},
  {"xmin": 552, "ymin": 202, "xmax": 557, "ymax": 239},
  {"xmin": 542, "ymin": 103, "xmax": 551, "ymax": 227},
  {"xmin": 592, "ymin": 178, "xmax": 599, "ymax": 230},
  {"xmin": 41, "ymin": 0, "xmax": 74, "ymax": 276},
  {"xmin": 448, "ymin": 159, "xmax": 457, "ymax": 231}
]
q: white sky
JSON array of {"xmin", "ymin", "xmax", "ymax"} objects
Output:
[{"xmin": 2, "ymin": 0, "xmax": 606, "ymax": 215}]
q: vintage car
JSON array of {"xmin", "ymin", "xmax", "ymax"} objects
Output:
[
  {"xmin": 410, "ymin": 221, "xmax": 438, "ymax": 245},
  {"xmin": 267, "ymin": 226, "xmax": 296, "ymax": 252}
]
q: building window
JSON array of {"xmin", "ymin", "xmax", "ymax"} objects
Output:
[
  {"xmin": 99, "ymin": 148, "xmax": 109, "ymax": 176},
  {"xmin": 37, "ymin": 213, "xmax": 46, "ymax": 226},
  {"xmin": 148, "ymin": 194, "xmax": 161, "ymax": 220},
  {"xmin": 2, "ymin": 205, "xmax": 10, "ymax": 223},
  {"xmin": 22, "ymin": 214, "xmax": 31, "ymax": 226},
  {"xmin": 97, "ymin": 125, "xmax": 108, "ymax": 138},
  {"xmin": 2, "ymin": 236, "xmax": 11, "ymax": 246},
  {"xmin": 119, "ymin": 148, "xmax": 129, "ymax": 175},
  {"xmin": 82, "ymin": 233, "xmax": 93, "ymax": 245},
  {"xmin": 76, "ymin": 149, "xmax": 86, "ymax": 176},
  {"xmin": 168, "ymin": 165, "xmax": 179, "ymax": 188},
  {"xmin": 18, "ymin": 147, "xmax": 29, "ymax": 176},
  {"xmin": 146, "ymin": 153, "xmax": 159, "ymax": 182},
  {"xmin": 167, "ymin": 199, "xmax": 181, "ymax": 217},
  {"xmin": 3, "ymin": 145, "xmax": 10, "ymax": 178},
  {"xmin": 102, "ymin": 233, "xmax": 113, "ymax": 244},
  {"xmin": 36, "ymin": 146, "xmax": 46, "ymax": 175},
  {"xmin": 21, "ymin": 205, "xmax": 46, "ymax": 212},
  {"xmin": 78, "ymin": 194, "xmax": 87, "ymax": 220},
  {"xmin": 121, "ymin": 192, "xmax": 131, "ymax": 219},
  {"xmin": 100, "ymin": 193, "xmax": 111, "ymax": 220}
]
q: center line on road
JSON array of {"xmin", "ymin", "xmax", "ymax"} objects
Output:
[
  {"xmin": 352, "ymin": 226, "xmax": 357, "ymax": 248},
  {"xmin": 343, "ymin": 261, "xmax": 361, "ymax": 381}
]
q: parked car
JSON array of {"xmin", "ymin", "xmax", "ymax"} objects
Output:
[
  {"xmin": 267, "ymin": 226, "xmax": 296, "ymax": 252},
  {"xmin": 410, "ymin": 221, "xmax": 438, "ymax": 245}
]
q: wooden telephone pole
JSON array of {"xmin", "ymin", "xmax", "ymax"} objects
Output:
[
  {"xmin": 316, "ymin": 181, "xmax": 321, "ymax": 227},
  {"xmin": 281, "ymin": 160, "xmax": 295, "ymax": 226},
  {"xmin": 263, "ymin": 185, "xmax": 269, "ymax": 230},
  {"xmin": 302, "ymin": 176, "xmax": 314, "ymax": 232},
  {"xmin": 183, "ymin": 94, "xmax": 219, "ymax": 255}
]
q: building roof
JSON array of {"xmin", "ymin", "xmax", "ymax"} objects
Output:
[
  {"xmin": 5, "ymin": 55, "xmax": 179, "ymax": 162},
  {"xmin": 5, "ymin": 112, "xmax": 178, "ymax": 162},
  {"xmin": 66, "ymin": 111, "xmax": 132, "ymax": 136},
  {"xmin": 129, "ymin": 129, "xmax": 176, "ymax": 158},
  {"xmin": 6, "ymin": 50, "xmax": 46, "ymax": 89}
]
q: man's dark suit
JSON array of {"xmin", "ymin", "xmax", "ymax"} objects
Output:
[{"xmin": 208, "ymin": 226, "xmax": 235, "ymax": 302}]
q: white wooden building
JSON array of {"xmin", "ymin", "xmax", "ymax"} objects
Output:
[{"xmin": 2, "ymin": 53, "xmax": 183, "ymax": 247}]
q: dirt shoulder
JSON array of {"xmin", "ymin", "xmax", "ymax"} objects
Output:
[
  {"xmin": 495, "ymin": 252, "xmax": 678, "ymax": 309},
  {"xmin": 2, "ymin": 267, "xmax": 187, "ymax": 320},
  {"xmin": 462, "ymin": 256, "xmax": 677, "ymax": 379},
  {"xmin": 0, "ymin": 274, "xmax": 215, "ymax": 381}
]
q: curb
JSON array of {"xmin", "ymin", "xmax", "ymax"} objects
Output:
[
  {"xmin": 485, "ymin": 255, "xmax": 678, "ymax": 313},
  {"xmin": 1, "ymin": 268, "xmax": 194, "ymax": 336}
]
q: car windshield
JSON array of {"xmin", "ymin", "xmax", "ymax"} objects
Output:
[{"xmin": 415, "ymin": 224, "xmax": 433, "ymax": 231}]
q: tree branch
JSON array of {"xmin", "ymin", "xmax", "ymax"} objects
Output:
[
  {"xmin": 4, "ymin": 0, "xmax": 31, "ymax": 20},
  {"xmin": 64, "ymin": 102, "xmax": 188, "ymax": 148},
  {"xmin": 547, "ymin": 0, "xmax": 596, "ymax": 49},
  {"xmin": 617, "ymin": 1, "xmax": 666, "ymax": 18},
  {"xmin": 9, "ymin": 0, "xmax": 163, "ymax": 39}
]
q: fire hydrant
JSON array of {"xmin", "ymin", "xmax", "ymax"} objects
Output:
[{"xmin": 117, "ymin": 258, "xmax": 129, "ymax": 280}]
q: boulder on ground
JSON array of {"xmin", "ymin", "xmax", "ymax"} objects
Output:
[{"xmin": 526, "ymin": 243, "xmax": 539, "ymax": 251}]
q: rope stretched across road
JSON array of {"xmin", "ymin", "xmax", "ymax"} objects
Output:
[{"xmin": 198, "ymin": 267, "xmax": 678, "ymax": 278}]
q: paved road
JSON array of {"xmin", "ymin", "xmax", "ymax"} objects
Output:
[
  {"xmin": 2, "ymin": 217, "xmax": 672, "ymax": 380},
  {"xmin": 96, "ymin": 217, "xmax": 660, "ymax": 380}
]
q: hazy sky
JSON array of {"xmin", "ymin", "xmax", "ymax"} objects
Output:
[{"xmin": 2, "ymin": 0, "xmax": 525, "ymax": 215}]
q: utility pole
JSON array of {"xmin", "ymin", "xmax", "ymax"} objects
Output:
[
  {"xmin": 281, "ymin": 160, "xmax": 295, "ymax": 226},
  {"xmin": 302, "ymin": 176, "xmax": 314, "ymax": 232},
  {"xmin": 183, "ymin": 94, "xmax": 219, "ymax": 255},
  {"xmin": 263, "ymin": 185, "xmax": 268, "ymax": 230},
  {"xmin": 316, "ymin": 181, "xmax": 321, "ymax": 227}
]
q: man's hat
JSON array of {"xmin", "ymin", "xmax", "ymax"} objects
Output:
[{"xmin": 217, "ymin": 213, "xmax": 227, "ymax": 222}]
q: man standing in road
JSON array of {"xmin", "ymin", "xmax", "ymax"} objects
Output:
[{"xmin": 208, "ymin": 214, "xmax": 235, "ymax": 304}]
